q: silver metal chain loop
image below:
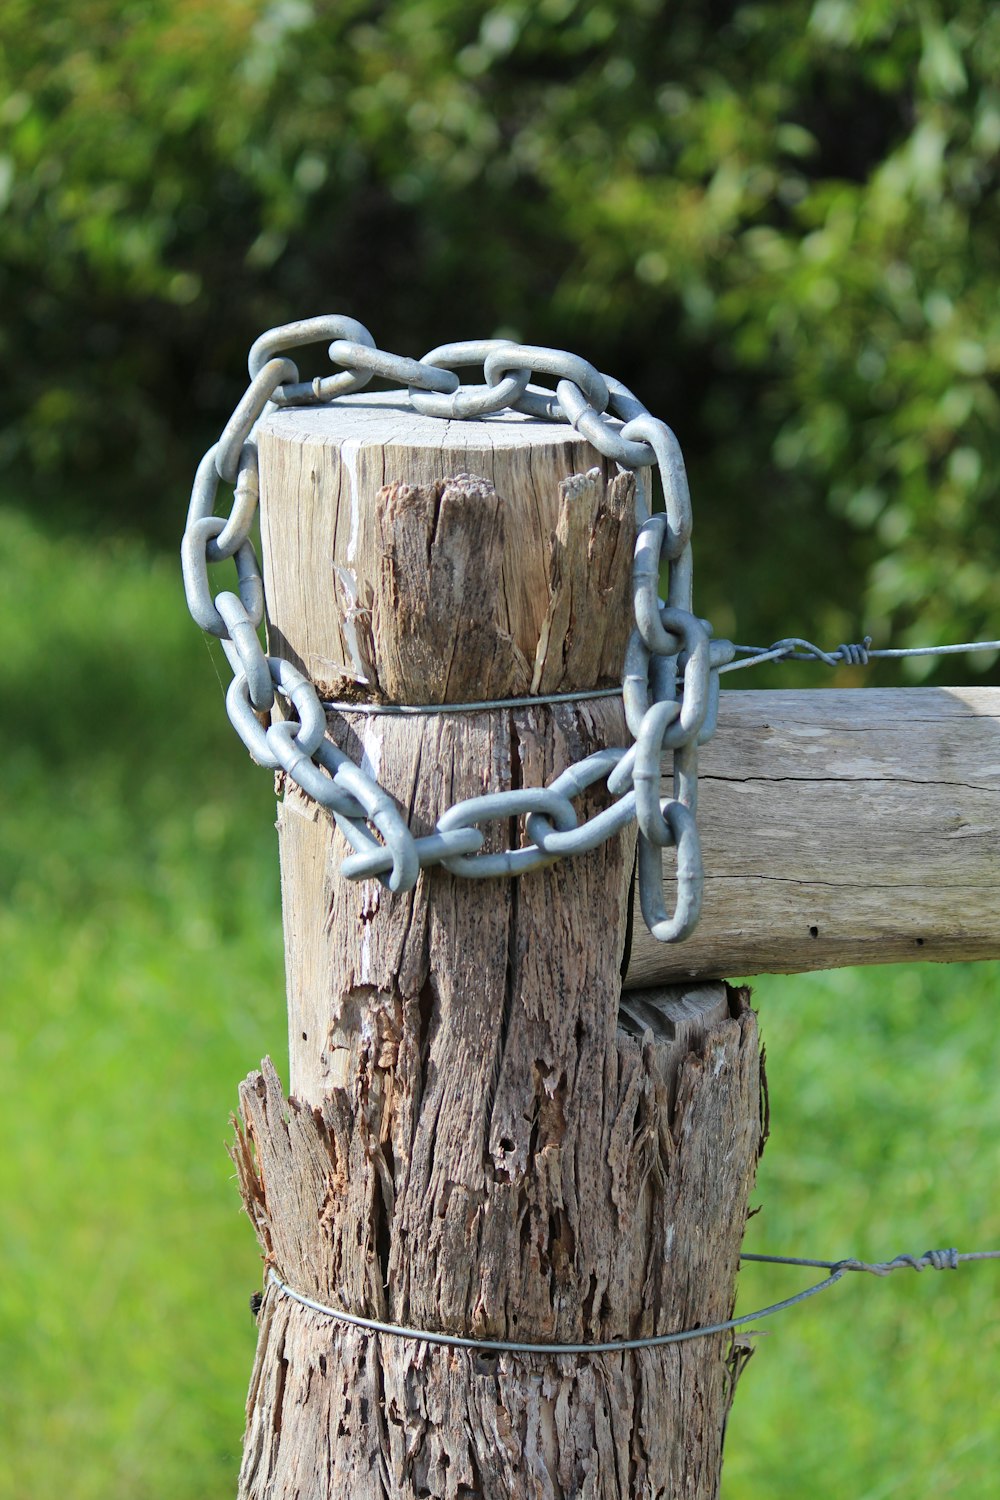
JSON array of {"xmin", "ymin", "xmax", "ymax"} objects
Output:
[
  {"xmin": 248, "ymin": 315, "xmax": 377, "ymax": 404},
  {"xmin": 409, "ymin": 340, "xmax": 532, "ymax": 419},
  {"xmin": 181, "ymin": 514, "xmax": 264, "ymax": 637},
  {"xmin": 339, "ymin": 821, "xmax": 484, "ymax": 883},
  {"xmin": 187, "ymin": 441, "xmax": 259, "ymax": 560},
  {"xmin": 216, "ymin": 359, "xmax": 298, "ymax": 483},
  {"xmin": 484, "ymin": 344, "xmax": 610, "ymax": 422},
  {"xmin": 327, "ymin": 340, "xmax": 461, "ymax": 396},
  {"xmin": 554, "ymin": 380, "xmax": 656, "ymax": 470},
  {"xmin": 217, "ymin": 593, "xmax": 273, "ymax": 711},
  {"xmin": 182, "ymin": 321, "xmax": 734, "ymax": 944}
]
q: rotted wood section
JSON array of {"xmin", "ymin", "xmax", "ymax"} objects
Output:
[
  {"xmin": 233, "ymin": 988, "xmax": 762, "ymax": 1499},
  {"xmin": 232, "ymin": 398, "xmax": 766, "ymax": 1499}
]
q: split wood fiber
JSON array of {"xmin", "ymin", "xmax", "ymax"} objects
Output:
[
  {"xmin": 234, "ymin": 395, "xmax": 764, "ymax": 1499},
  {"xmin": 626, "ymin": 686, "xmax": 1000, "ymax": 986}
]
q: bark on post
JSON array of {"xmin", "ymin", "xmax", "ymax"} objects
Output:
[{"xmin": 231, "ymin": 394, "xmax": 765, "ymax": 1498}]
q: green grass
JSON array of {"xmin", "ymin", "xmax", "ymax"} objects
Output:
[
  {"xmin": 725, "ymin": 964, "xmax": 1000, "ymax": 1499},
  {"xmin": 0, "ymin": 507, "xmax": 285, "ymax": 1500},
  {"xmin": 1, "ymin": 506, "xmax": 997, "ymax": 1498}
]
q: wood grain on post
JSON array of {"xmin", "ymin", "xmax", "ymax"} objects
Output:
[
  {"xmin": 231, "ymin": 394, "xmax": 764, "ymax": 1499},
  {"xmin": 626, "ymin": 686, "xmax": 1000, "ymax": 986}
]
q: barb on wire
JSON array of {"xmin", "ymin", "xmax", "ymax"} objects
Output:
[
  {"xmin": 739, "ymin": 1247, "xmax": 1000, "ymax": 1273},
  {"xmin": 722, "ymin": 635, "xmax": 1000, "ymax": 674}
]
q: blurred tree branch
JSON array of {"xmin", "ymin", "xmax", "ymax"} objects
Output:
[{"xmin": 1, "ymin": 0, "xmax": 996, "ymax": 670}]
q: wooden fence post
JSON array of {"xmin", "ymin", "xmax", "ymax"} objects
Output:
[{"xmin": 230, "ymin": 394, "xmax": 765, "ymax": 1498}]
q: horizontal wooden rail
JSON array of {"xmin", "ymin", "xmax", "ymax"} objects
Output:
[{"xmin": 624, "ymin": 686, "xmax": 1000, "ymax": 986}]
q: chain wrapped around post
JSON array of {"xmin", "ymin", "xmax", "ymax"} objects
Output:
[{"xmin": 181, "ymin": 316, "xmax": 735, "ymax": 942}]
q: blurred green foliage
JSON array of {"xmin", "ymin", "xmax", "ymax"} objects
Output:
[{"xmin": 1, "ymin": 0, "xmax": 998, "ymax": 664}]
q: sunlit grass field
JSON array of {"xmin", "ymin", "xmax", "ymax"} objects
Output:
[{"xmin": 1, "ymin": 507, "xmax": 997, "ymax": 1499}]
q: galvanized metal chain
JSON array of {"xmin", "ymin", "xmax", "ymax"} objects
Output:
[{"xmin": 181, "ymin": 316, "xmax": 734, "ymax": 943}]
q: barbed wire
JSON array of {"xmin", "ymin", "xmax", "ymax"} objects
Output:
[
  {"xmin": 263, "ymin": 1247, "xmax": 999, "ymax": 1355},
  {"xmin": 721, "ymin": 635, "xmax": 1000, "ymax": 674}
]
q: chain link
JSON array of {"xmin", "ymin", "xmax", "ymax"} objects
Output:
[
  {"xmin": 247, "ymin": 315, "xmax": 377, "ymax": 403},
  {"xmin": 181, "ymin": 320, "xmax": 733, "ymax": 943},
  {"xmin": 408, "ymin": 340, "xmax": 532, "ymax": 419}
]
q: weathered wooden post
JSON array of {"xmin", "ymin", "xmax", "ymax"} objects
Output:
[{"xmin": 229, "ymin": 392, "xmax": 764, "ymax": 1497}]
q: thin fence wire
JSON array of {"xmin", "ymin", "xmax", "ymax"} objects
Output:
[
  {"xmin": 266, "ymin": 1248, "xmax": 1000, "ymax": 1356},
  {"xmin": 721, "ymin": 636, "xmax": 1000, "ymax": 675}
]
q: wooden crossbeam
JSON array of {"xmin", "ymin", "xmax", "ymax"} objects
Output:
[{"xmin": 625, "ymin": 686, "xmax": 1000, "ymax": 986}]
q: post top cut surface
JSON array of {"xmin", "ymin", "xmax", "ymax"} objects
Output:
[
  {"xmin": 257, "ymin": 387, "xmax": 597, "ymax": 453},
  {"xmin": 256, "ymin": 384, "xmax": 637, "ymax": 699}
]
